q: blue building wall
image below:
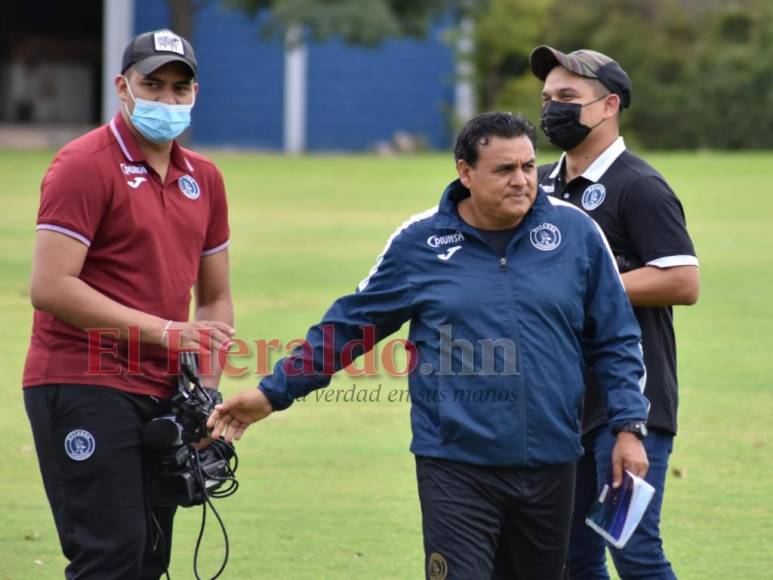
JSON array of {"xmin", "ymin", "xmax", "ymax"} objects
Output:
[
  {"xmin": 133, "ymin": 1, "xmax": 456, "ymax": 151},
  {"xmin": 306, "ymin": 32, "xmax": 455, "ymax": 150},
  {"xmin": 134, "ymin": 2, "xmax": 285, "ymax": 149}
]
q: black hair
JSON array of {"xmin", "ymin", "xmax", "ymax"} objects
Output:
[{"xmin": 453, "ymin": 112, "xmax": 537, "ymax": 167}]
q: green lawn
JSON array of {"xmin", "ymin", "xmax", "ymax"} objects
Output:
[{"xmin": 1, "ymin": 149, "xmax": 771, "ymax": 579}]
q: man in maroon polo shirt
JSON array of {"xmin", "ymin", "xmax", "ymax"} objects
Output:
[{"xmin": 23, "ymin": 29, "xmax": 235, "ymax": 579}]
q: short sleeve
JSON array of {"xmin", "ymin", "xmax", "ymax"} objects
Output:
[
  {"xmin": 37, "ymin": 148, "xmax": 108, "ymax": 247},
  {"xmin": 202, "ymin": 166, "xmax": 230, "ymax": 256},
  {"xmin": 622, "ymin": 175, "xmax": 698, "ymax": 268}
]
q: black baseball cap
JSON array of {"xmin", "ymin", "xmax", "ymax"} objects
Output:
[
  {"xmin": 121, "ymin": 29, "xmax": 197, "ymax": 79},
  {"xmin": 529, "ymin": 45, "xmax": 631, "ymax": 109}
]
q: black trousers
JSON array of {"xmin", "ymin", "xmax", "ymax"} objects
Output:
[
  {"xmin": 24, "ymin": 384, "xmax": 176, "ymax": 580},
  {"xmin": 416, "ymin": 456, "xmax": 576, "ymax": 580}
]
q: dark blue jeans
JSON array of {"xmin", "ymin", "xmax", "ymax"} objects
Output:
[{"xmin": 568, "ymin": 427, "xmax": 677, "ymax": 580}]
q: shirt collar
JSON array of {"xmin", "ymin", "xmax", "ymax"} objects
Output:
[
  {"xmin": 109, "ymin": 112, "xmax": 144, "ymax": 163},
  {"xmin": 548, "ymin": 136, "xmax": 627, "ymax": 183},
  {"xmin": 109, "ymin": 112, "xmax": 195, "ymax": 173},
  {"xmin": 548, "ymin": 156, "xmax": 564, "ymax": 180},
  {"xmin": 171, "ymin": 141, "xmax": 195, "ymax": 173}
]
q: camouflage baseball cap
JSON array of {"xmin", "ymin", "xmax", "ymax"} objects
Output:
[{"xmin": 529, "ymin": 45, "xmax": 631, "ymax": 109}]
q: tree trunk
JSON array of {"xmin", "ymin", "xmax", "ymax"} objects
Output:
[
  {"xmin": 167, "ymin": 0, "xmax": 195, "ymax": 40},
  {"xmin": 166, "ymin": 0, "xmax": 206, "ymax": 146}
]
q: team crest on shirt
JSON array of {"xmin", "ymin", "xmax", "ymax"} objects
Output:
[
  {"xmin": 581, "ymin": 183, "xmax": 606, "ymax": 210},
  {"xmin": 178, "ymin": 175, "xmax": 200, "ymax": 200},
  {"xmin": 64, "ymin": 429, "xmax": 95, "ymax": 461},
  {"xmin": 530, "ymin": 223, "xmax": 562, "ymax": 251}
]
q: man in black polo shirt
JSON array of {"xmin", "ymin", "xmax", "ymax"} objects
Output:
[{"xmin": 529, "ymin": 46, "xmax": 700, "ymax": 579}]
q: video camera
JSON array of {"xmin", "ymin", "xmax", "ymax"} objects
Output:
[{"xmin": 143, "ymin": 352, "xmax": 238, "ymax": 507}]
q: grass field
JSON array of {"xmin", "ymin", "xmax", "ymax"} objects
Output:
[{"xmin": 1, "ymin": 148, "xmax": 771, "ymax": 579}]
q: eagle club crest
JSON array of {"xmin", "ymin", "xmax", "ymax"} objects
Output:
[
  {"xmin": 178, "ymin": 175, "xmax": 200, "ymax": 200},
  {"xmin": 582, "ymin": 183, "xmax": 606, "ymax": 211},
  {"xmin": 530, "ymin": 223, "xmax": 562, "ymax": 251},
  {"xmin": 64, "ymin": 429, "xmax": 96, "ymax": 461}
]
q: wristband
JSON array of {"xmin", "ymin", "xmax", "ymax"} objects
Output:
[{"xmin": 160, "ymin": 320, "xmax": 174, "ymax": 348}]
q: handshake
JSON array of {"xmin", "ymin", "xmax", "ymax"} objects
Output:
[{"xmin": 160, "ymin": 320, "xmax": 273, "ymax": 442}]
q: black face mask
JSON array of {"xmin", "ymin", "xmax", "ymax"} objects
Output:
[{"xmin": 540, "ymin": 96, "xmax": 607, "ymax": 151}]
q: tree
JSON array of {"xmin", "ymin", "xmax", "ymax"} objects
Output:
[
  {"xmin": 224, "ymin": 0, "xmax": 557, "ymax": 131},
  {"xmin": 691, "ymin": 1, "xmax": 773, "ymax": 148},
  {"xmin": 540, "ymin": 0, "xmax": 773, "ymax": 149},
  {"xmin": 223, "ymin": 0, "xmax": 453, "ymax": 46},
  {"xmin": 173, "ymin": 0, "xmax": 773, "ymax": 149},
  {"xmin": 540, "ymin": 0, "xmax": 703, "ymax": 149},
  {"xmin": 167, "ymin": 0, "xmax": 213, "ymax": 42},
  {"xmin": 467, "ymin": 0, "xmax": 553, "ymax": 127}
]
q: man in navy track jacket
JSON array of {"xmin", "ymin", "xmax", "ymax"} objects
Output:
[{"xmin": 209, "ymin": 112, "xmax": 649, "ymax": 580}]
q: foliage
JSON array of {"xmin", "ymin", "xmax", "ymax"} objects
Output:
[
  {"xmin": 217, "ymin": 0, "xmax": 773, "ymax": 148},
  {"xmin": 166, "ymin": 0, "xmax": 213, "ymax": 40},
  {"xmin": 469, "ymin": 0, "xmax": 552, "ymax": 115},
  {"xmin": 513, "ymin": 0, "xmax": 773, "ymax": 148},
  {"xmin": 689, "ymin": 1, "xmax": 773, "ymax": 148},
  {"xmin": 223, "ymin": 0, "xmax": 452, "ymax": 45},
  {"xmin": 454, "ymin": 0, "xmax": 773, "ymax": 149}
]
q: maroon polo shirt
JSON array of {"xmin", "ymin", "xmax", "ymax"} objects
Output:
[{"xmin": 23, "ymin": 112, "xmax": 230, "ymax": 398}]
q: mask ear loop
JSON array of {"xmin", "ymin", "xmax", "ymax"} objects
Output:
[
  {"xmin": 186, "ymin": 86, "xmax": 197, "ymax": 110},
  {"xmin": 122, "ymin": 75, "xmax": 136, "ymax": 118},
  {"xmin": 581, "ymin": 93, "xmax": 610, "ymax": 108},
  {"xmin": 583, "ymin": 93, "xmax": 613, "ymax": 130}
]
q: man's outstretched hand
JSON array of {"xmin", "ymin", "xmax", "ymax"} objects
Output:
[{"xmin": 207, "ymin": 388, "xmax": 274, "ymax": 442}]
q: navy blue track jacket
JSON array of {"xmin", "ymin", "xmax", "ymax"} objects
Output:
[{"xmin": 260, "ymin": 180, "xmax": 648, "ymax": 467}]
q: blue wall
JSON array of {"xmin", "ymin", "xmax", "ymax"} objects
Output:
[
  {"xmin": 135, "ymin": 2, "xmax": 285, "ymax": 149},
  {"xmin": 306, "ymin": 32, "xmax": 455, "ymax": 150},
  {"xmin": 134, "ymin": 1, "xmax": 455, "ymax": 151}
]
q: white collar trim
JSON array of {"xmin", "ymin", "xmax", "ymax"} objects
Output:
[
  {"xmin": 582, "ymin": 136, "xmax": 626, "ymax": 182},
  {"xmin": 548, "ymin": 136, "xmax": 627, "ymax": 182},
  {"xmin": 548, "ymin": 154, "xmax": 565, "ymax": 179}
]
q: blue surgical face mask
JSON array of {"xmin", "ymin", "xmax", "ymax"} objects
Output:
[{"xmin": 124, "ymin": 77, "xmax": 195, "ymax": 143}]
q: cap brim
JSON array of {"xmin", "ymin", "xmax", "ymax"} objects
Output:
[
  {"xmin": 529, "ymin": 46, "xmax": 565, "ymax": 80},
  {"xmin": 530, "ymin": 45, "xmax": 601, "ymax": 81},
  {"xmin": 132, "ymin": 55, "xmax": 196, "ymax": 78}
]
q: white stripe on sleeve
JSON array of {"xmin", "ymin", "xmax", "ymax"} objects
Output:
[
  {"xmin": 36, "ymin": 224, "xmax": 91, "ymax": 247},
  {"xmin": 646, "ymin": 255, "xmax": 699, "ymax": 268},
  {"xmin": 357, "ymin": 206, "xmax": 438, "ymax": 292},
  {"xmin": 202, "ymin": 240, "xmax": 230, "ymax": 257}
]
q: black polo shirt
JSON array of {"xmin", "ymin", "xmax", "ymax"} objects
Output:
[{"xmin": 538, "ymin": 137, "xmax": 698, "ymax": 435}]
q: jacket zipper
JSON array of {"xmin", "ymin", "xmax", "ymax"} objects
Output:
[{"xmin": 499, "ymin": 250, "xmax": 526, "ymax": 464}]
